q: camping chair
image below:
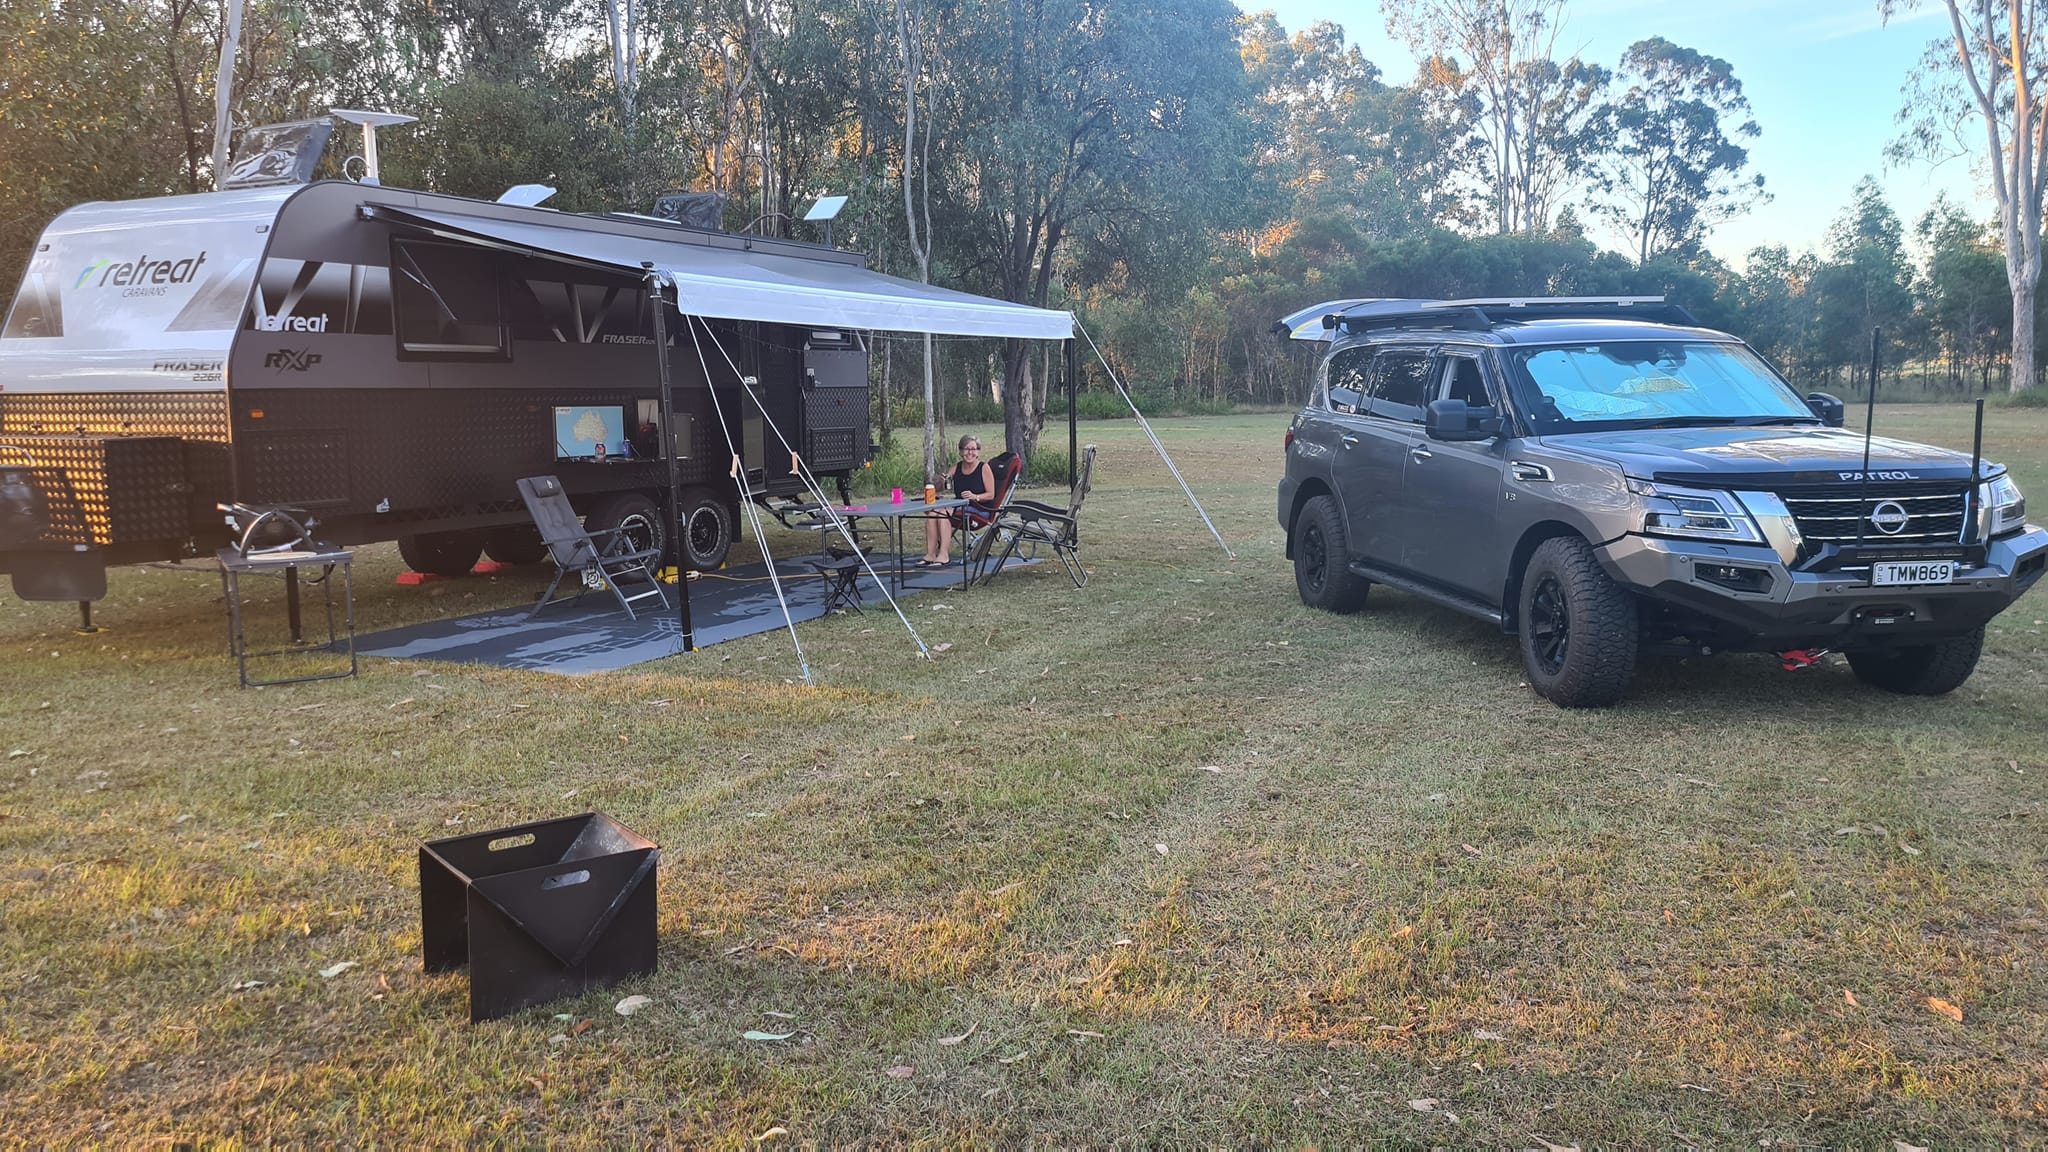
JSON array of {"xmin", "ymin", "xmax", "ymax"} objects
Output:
[
  {"xmin": 515, "ymin": 476, "xmax": 670, "ymax": 621},
  {"xmin": 962, "ymin": 450, "xmax": 1026, "ymax": 582},
  {"xmin": 982, "ymin": 443, "xmax": 1095, "ymax": 588}
]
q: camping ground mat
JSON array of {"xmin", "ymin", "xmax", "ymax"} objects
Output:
[{"xmin": 351, "ymin": 551, "xmax": 1031, "ymax": 675}]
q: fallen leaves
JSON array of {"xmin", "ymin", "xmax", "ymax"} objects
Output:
[
  {"xmin": 884, "ymin": 1065, "xmax": 915, "ymax": 1079},
  {"xmin": 936, "ymin": 1022, "xmax": 978, "ymax": 1046},
  {"xmin": 615, "ymin": 995, "xmax": 652, "ymax": 1016},
  {"xmin": 1153, "ymin": 843, "xmax": 1169, "ymax": 856},
  {"xmin": 1405, "ymin": 1098, "xmax": 1438, "ymax": 1112},
  {"xmin": 743, "ymin": 1030, "xmax": 797, "ymax": 1042},
  {"xmin": 1924, "ymin": 996, "xmax": 1964, "ymax": 1023},
  {"xmin": 1390, "ymin": 924, "xmax": 1414, "ymax": 941},
  {"xmin": 317, "ymin": 962, "xmax": 356, "ymax": 979},
  {"xmin": 754, "ymin": 1126, "xmax": 789, "ymax": 1143},
  {"xmin": 1843, "ymin": 989, "xmax": 1860, "ymax": 1008}
]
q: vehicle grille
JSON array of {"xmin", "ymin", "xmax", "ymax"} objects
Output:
[{"xmin": 1775, "ymin": 481, "xmax": 1970, "ymax": 548}]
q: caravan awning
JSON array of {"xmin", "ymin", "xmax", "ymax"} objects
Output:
[{"xmin": 369, "ymin": 204, "xmax": 1072, "ymax": 340}]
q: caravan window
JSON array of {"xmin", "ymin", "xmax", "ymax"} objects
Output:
[{"xmin": 392, "ymin": 240, "xmax": 508, "ymax": 359}]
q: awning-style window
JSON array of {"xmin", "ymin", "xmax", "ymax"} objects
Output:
[{"xmin": 368, "ymin": 204, "xmax": 1072, "ymax": 340}]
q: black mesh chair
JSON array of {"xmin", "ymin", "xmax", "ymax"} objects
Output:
[
  {"xmin": 515, "ymin": 476, "xmax": 670, "ymax": 621},
  {"xmin": 983, "ymin": 443, "xmax": 1095, "ymax": 588}
]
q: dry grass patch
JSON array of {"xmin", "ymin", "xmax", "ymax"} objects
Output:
[{"xmin": 1, "ymin": 407, "xmax": 2045, "ymax": 1144}]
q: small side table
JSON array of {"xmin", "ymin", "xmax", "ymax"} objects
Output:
[{"xmin": 216, "ymin": 545, "xmax": 358, "ymax": 687}]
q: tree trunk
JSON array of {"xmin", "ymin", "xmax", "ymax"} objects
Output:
[
  {"xmin": 878, "ymin": 335, "xmax": 893, "ymax": 452},
  {"xmin": 2014, "ymin": 277, "xmax": 2038, "ymax": 394},
  {"xmin": 922, "ymin": 334, "xmax": 937, "ymax": 483},
  {"xmin": 1002, "ymin": 338, "xmax": 1030, "ymax": 464}
]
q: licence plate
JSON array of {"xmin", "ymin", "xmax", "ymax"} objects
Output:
[{"xmin": 1871, "ymin": 561, "xmax": 1954, "ymax": 586}]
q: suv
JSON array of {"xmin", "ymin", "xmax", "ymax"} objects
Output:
[{"xmin": 1277, "ymin": 297, "xmax": 2048, "ymax": 707}]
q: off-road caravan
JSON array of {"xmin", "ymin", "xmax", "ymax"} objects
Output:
[{"xmin": 0, "ymin": 182, "xmax": 888, "ymax": 597}]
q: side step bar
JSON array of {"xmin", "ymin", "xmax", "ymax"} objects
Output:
[{"xmin": 1347, "ymin": 561, "xmax": 1506, "ymax": 629}]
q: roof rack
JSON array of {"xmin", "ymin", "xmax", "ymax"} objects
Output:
[{"xmin": 1327, "ymin": 295, "xmax": 1698, "ymax": 335}]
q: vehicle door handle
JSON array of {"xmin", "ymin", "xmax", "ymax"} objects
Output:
[
  {"xmin": 1409, "ymin": 445, "xmax": 1433, "ymax": 461},
  {"xmin": 1340, "ymin": 434, "xmax": 1359, "ymax": 449}
]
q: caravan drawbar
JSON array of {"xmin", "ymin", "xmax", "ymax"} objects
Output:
[{"xmin": 0, "ymin": 181, "xmax": 874, "ymax": 597}]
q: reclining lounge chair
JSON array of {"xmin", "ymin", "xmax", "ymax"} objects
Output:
[{"xmin": 515, "ymin": 476, "xmax": 671, "ymax": 621}]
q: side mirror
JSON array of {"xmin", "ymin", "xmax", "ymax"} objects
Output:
[
  {"xmin": 1805, "ymin": 392, "xmax": 1845, "ymax": 428},
  {"xmin": 1426, "ymin": 398, "xmax": 1501, "ymax": 442}
]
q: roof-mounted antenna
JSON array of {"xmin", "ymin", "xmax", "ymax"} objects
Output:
[{"xmin": 330, "ymin": 109, "xmax": 417, "ymax": 185}]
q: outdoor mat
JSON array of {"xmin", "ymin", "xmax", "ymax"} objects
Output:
[{"xmin": 352, "ymin": 551, "xmax": 1027, "ymax": 675}]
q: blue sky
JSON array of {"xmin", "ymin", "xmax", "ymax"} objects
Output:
[{"xmin": 1236, "ymin": 0, "xmax": 1986, "ymax": 266}]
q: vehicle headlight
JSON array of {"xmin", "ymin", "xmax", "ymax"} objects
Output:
[
  {"xmin": 1627, "ymin": 479, "xmax": 1764, "ymax": 544},
  {"xmin": 1982, "ymin": 473, "xmax": 2027, "ymax": 537}
]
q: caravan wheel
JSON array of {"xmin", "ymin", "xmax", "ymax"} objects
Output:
[
  {"xmin": 587, "ymin": 493, "xmax": 666, "ymax": 563},
  {"xmin": 678, "ymin": 488, "xmax": 736, "ymax": 571},
  {"xmin": 398, "ymin": 530, "xmax": 485, "ymax": 578},
  {"xmin": 483, "ymin": 524, "xmax": 548, "ymax": 566}
]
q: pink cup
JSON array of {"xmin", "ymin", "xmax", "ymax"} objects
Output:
[{"xmin": 890, "ymin": 488, "xmax": 904, "ymax": 504}]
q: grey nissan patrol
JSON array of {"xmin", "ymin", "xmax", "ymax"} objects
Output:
[{"xmin": 1276, "ymin": 297, "xmax": 2048, "ymax": 707}]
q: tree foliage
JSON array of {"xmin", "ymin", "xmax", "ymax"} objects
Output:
[
  {"xmin": 1589, "ymin": 37, "xmax": 1766, "ymax": 264},
  {"xmin": 0, "ymin": 0, "xmax": 2025, "ymax": 443}
]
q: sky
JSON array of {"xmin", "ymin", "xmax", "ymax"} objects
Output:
[{"xmin": 1234, "ymin": 0, "xmax": 1988, "ymax": 267}]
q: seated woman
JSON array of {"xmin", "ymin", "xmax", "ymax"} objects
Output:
[{"xmin": 921, "ymin": 434, "xmax": 996, "ymax": 567}]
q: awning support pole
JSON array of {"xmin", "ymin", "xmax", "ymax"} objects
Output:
[
  {"xmin": 681, "ymin": 315, "xmax": 814, "ymax": 685},
  {"xmin": 645, "ymin": 264, "xmax": 695, "ymax": 653},
  {"xmin": 1067, "ymin": 338, "xmax": 1078, "ymax": 494},
  {"xmin": 690, "ymin": 317, "xmax": 933, "ymax": 658},
  {"xmin": 1076, "ymin": 320, "xmax": 1234, "ymax": 561}
]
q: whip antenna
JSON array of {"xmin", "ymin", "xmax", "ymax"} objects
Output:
[{"xmin": 1852, "ymin": 327, "xmax": 1880, "ymax": 555}]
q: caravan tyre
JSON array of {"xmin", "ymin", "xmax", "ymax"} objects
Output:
[
  {"xmin": 483, "ymin": 524, "xmax": 548, "ymax": 566},
  {"xmin": 678, "ymin": 488, "xmax": 736, "ymax": 571},
  {"xmin": 587, "ymin": 492, "xmax": 666, "ymax": 564},
  {"xmin": 398, "ymin": 530, "xmax": 485, "ymax": 578}
]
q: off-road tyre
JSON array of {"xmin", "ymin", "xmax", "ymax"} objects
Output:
[
  {"xmin": 482, "ymin": 524, "xmax": 548, "ymax": 566},
  {"xmin": 1292, "ymin": 494, "xmax": 1370, "ymax": 613},
  {"xmin": 677, "ymin": 488, "xmax": 737, "ymax": 571},
  {"xmin": 1517, "ymin": 535, "xmax": 1638, "ymax": 708},
  {"xmin": 1845, "ymin": 627, "xmax": 1984, "ymax": 696},
  {"xmin": 586, "ymin": 492, "xmax": 666, "ymax": 564},
  {"xmin": 397, "ymin": 530, "xmax": 485, "ymax": 578}
]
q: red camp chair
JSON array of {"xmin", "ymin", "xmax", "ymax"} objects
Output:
[{"xmin": 962, "ymin": 450, "xmax": 1024, "ymax": 581}]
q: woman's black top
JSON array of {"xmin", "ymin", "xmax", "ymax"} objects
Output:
[{"xmin": 953, "ymin": 461, "xmax": 990, "ymax": 501}]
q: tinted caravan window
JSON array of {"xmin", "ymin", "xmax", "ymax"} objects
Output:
[{"xmin": 392, "ymin": 240, "xmax": 507, "ymax": 359}]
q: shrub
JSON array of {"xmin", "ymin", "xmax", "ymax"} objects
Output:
[{"xmin": 1999, "ymin": 388, "xmax": 2048, "ymax": 408}]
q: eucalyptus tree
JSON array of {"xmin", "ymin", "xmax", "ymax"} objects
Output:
[
  {"xmin": 932, "ymin": 0, "xmax": 1259, "ymax": 459},
  {"xmin": 1588, "ymin": 37, "xmax": 1766, "ymax": 264},
  {"xmin": 1387, "ymin": 0, "xmax": 1608, "ymax": 234},
  {"xmin": 1886, "ymin": 0, "xmax": 2048, "ymax": 392}
]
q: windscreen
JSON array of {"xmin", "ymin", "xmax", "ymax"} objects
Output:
[{"xmin": 1508, "ymin": 341, "xmax": 1813, "ymax": 431}]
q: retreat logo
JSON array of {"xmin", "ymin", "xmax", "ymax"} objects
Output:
[{"xmin": 75, "ymin": 252, "xmax": 210, "ymax": 298}]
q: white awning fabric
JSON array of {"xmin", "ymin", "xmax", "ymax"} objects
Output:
[{"xmin": 373, "ymin": 204, "xmax": 1072, "ymax": 340}]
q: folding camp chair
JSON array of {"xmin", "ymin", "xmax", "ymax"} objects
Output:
[
  {"xmin": 962, "ymin": 450, "xmax": 1025, "ymax": 583},
  {"xmin": 515, "ymin": 476, "xmax": 670, "ymax": 620},
  {"xmin": 982, "ymin": 444, "xmax": 1095, "ymax": 588}
]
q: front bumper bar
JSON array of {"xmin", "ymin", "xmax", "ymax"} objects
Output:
[{"xmin": 1596, "ymin": 525, "xmax": 2048, "ymax": 649}]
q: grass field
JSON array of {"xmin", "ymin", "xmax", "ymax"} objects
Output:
[{"xmin": 2, "ymin": 406, "xmax": 2045, "ymax": 1145}]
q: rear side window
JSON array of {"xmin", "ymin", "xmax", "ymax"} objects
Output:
[
  {"xmin": 1367, "ymin": 351, "xmax": 1433, "ymax": 422},
  {"xmin": 1325, "ymin": 347, "xmax": 1370, "ymax": 414}
]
